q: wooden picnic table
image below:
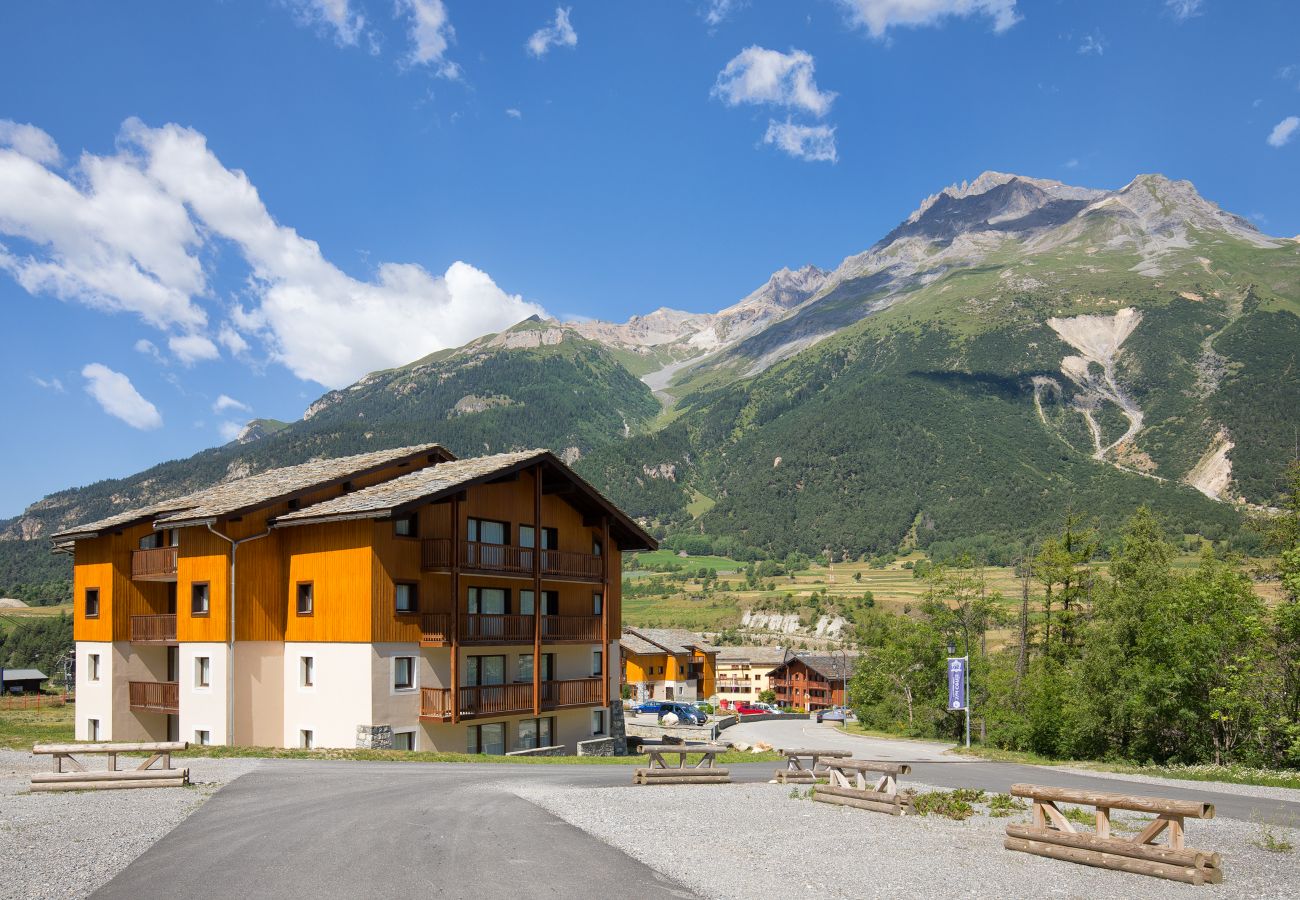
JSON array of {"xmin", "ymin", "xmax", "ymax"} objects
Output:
[
  {"xmin": 774, "ymin": 747, "xmax": 852, "ymax": 783},
  {"xmin": 633, "ymin": 743, "xmax": 732, "ymax": 785}
]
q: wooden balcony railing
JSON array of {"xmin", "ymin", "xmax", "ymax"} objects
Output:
[
  {"xmin": 420, "ymin": 613, "xmax": 453, "ymax": 645},
  {"xmin": 128, "ymin": 681, "xmax": 179, "ymax": 714},
  {"xmin": 460, "ymin": 614, "xmax": 534, "ymax": 644},
  {"xmin": 420, "ymin": 678, "xmax": 604, "ymax": 720},
  {"xmin": 131, "ymin": 546, "xmax": 178, "ymax": 581},
  {"xmin": 130, "ymin": 614, "xmax": 177, "ymax": 643},
  {"xmin": 421, "ymin": 539, "xmax": 604, "ymax": 582},
  {"xmin": 542, "ymin": 615, "xmax": 602, "ymax": 642}
]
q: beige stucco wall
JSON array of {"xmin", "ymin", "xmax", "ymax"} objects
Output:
[
  {"xmin": 235, "ymin": 642, "xmax": 284, "ymax": 747},
  {"xmin": 370, "ymin": 642, "xmax": 421, "ymax": 734}
]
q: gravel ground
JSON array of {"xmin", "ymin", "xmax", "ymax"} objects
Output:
[
  {"xmin": 511, "ymin": 780, "xmax": 1300, "ymax": 900},
  {"xmin": 0, "ymin": 750, "xmax": 259, "ymax": 900},
  {"xmin": 1048, "ymin": 766, "xmax": 1300, "ymax": 805}
]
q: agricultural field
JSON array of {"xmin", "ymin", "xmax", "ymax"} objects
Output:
[{"xmin": 0, "ymin": 600, "xmax": 73, "ymax": 634}]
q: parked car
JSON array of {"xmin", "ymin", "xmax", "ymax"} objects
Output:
[
  {"xmin": 732, "ymin": 703, "xmax": 767, "ymax": 716},
  {"xmin": 657, "ymin": 702, "xmax": 708, "ymax": 726},
  {"xmin": 815, "ymin": 706, "xmax": 853, "ymax": 723}
]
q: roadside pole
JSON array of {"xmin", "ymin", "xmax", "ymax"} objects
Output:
[{"xmin": 946, "ymin": 649, "xmax": 970, "ymax": 749}]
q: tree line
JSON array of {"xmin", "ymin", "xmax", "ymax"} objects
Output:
[{"xmin": 849, "ymin": 463, "xmax": 1300, "ymax": 769}]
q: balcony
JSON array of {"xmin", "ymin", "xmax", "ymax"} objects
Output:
[
  {"xmin": 128, "ymin": 681, "xmax": 179, "ymax": 715},
  {"xmin": 419, "ymin": 677, "xmax": 603, "ymax": 721},
  {"xmin": 419, "ymin": 613, "xmax": 605, "ymax": 646},
  {"xmin": 131, "ymin": 546, "xmax": 178, "ymax": 582},
  {"xmin": 421, "ymin": 539, "xmax": 604, "ymax": 583},
  {"xmin": 130, "ymin": 614, "xmax": 177, "ymax": 644}
]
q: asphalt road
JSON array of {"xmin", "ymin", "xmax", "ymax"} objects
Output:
[{"xmin": 94, "ymin": 726, "xmax": 1300, "ymax": 899}]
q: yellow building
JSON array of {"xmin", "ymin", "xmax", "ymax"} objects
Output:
[
  {"xmin": 714, "ymin": 646, "xmax": 788, "ymax": 703},
  {"xmin": 58, "ymin": 445, "xmax": 655, "ymax": 754},
  {"xmin": 620, "ymin": 628, "xmax": 716, "ymax": 702}
]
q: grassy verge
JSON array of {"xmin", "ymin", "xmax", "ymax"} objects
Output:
[
  {"xmin": 0, "ymin": 701, "xmax": 74, "ymax": 748},
  {"xmin": 836, "ymin": 722, "xmax": 955, "ymax": 745},
  {"xmin": 174, "ymin": 745, "xmax": 782, "ymax": 766},
  {"xmin": 951, "ymin": 745, "xmax": 1300, "ymax": 791}
]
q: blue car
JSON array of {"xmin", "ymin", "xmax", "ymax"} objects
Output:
[{"xmin": 635, "ymin": 701, "xmax": 707, "ymax": 725}]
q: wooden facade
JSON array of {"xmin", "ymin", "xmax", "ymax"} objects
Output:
[{"xmin": 768, "ymin": 656, "xmax": 854, "ymax": 711}]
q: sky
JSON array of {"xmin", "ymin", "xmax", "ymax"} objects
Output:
[{"xmin": 1, "ymin": 0, "xmax": 1298, "ymax": 518}]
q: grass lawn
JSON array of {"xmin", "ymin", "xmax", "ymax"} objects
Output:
[
  {"xmin": 0, "ymin": 600, "xmax": 73, "ymax": 633},
  {"xmin": 0, "ymin": 700, "xmax": 74, "ymax": 748}
]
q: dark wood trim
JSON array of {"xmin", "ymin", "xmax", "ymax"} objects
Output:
[
  {"xmin": 394, "ymin": 580, "xmax": 420, "ymax": 616},
  {"xmin": 295, "ymin": 581, "xmax": 314, "ymax": 617},
  {"xmin": 84, "ymin": 587, "xmax": 100, "ymax": 619},
  {"xmin": 533, "ymin": 463, "xmax": 542, "ymax": 717},
  {"xmin": 190, "ymin": 582, "xmax": 211, "ymax": 618},
  {"xmin": 601, "ymin": 515, "xmax": 610, "ymax": 707},
  {"xmin": 450, "ymin": 494, "xmax": 461, "ymax": 726}
]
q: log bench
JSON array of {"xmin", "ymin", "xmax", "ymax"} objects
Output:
[
  {"xmin": 634, "ymin": 743, "xmax": 731, "ymax": 785},
  {"xmin": 31, "ymin": 741, "xmax": 190, "ymax": 792},
  {"xmin": 774, "ymin": 748, "xmax": 852, "ymax": 784},
  {"xmin": 811, "ymin": 759, "xmax": 913, "ymax": 815},
  {"xmin": 1005, "ymin": 783, "xmax": 1221, "ymax": 886}
]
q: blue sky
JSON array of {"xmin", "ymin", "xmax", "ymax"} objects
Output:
[{"xmin": 1, "ymin": 0, "xmax": 1298, "ymax": 517}]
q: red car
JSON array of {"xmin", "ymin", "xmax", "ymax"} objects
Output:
[{"xmin": 732, "ymin": 703, "xmax": 766, "ymax": 716}]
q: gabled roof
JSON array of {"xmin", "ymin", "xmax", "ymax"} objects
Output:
[
  {"xmin": 1, "ymin": 669, "xmax": 47, "ymax": 681},
  {"xmin": 273, "ymin": 449, "xmax": 657, "ymax": 551},
  {"xmin": 621, "ymin": 627, "xmax": 715, "ymax": 656},
  {"xmin": 52, "ymin": 444, "xmax": 450, "ymax": 540},
  {"xmin": 715, "ymin": 646, "xmax": 789, "ymax": 666},
  {"xmin": 768, "ymin": 652, "xmax": 859, "ymax": 681}
]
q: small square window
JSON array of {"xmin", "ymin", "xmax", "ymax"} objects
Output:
[
  {"xmin": 394, "ymin": 656, "xmax": 415, "ymax": 691},
  {"xmin": 591, "ymin": 709, "xmax": 606, "ymax": 736},
  {"xmin": 592, "ymin": 592, "xmax": 603, "ymax": 616},
  {"xmin": 296, "ymin": 582, "xmax": 314, "ymax": 616},
  {"xmin": 301, "ymin": 656, "xmax": 315, "ymax": 688},
  {"xmin": 191, "ymin": 583, "xmax": 210, "ymax": 616},
  {"xmin": 300, "ymin": 729, "xmax": 314, "ymax": 749},
  {"xmin": 88, "ymin": 718, "xmax": 100, "ymax": 741},
  {"xmin": 84, "ymin": 588, "xmax": 100, "ymax": 619},
  {"xmin": 592, "ymin": 650, "xmax": 603, "ymax": 677},
  {"xmin": 395, "ymin": 582, "xmax": 418, "ymax": 614},
  {"xmin": 195, "ymin": 656, "xmax": 211, "ymax": 688},
  {"xmin": 393, "ymin": 731, "xmax": 415, "ymax": 751},
  {"xmin": 87, "ymin": 653, "xmax": 101, "ymax": 682},
  {"xmin": 195, "ymin": 729, "xmax": 210, "ymax": 746},
  {"xmin": 394, "ymin": 514, "xmax": 418, "ymax": 537}
]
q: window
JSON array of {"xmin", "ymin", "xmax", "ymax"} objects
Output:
[
  {"xmin": 468, "ymin": 722, "xmax": 506, "ymax": 755},
  {"xmin": 88, "ymin": 718, "xmax": 100, "ymax": 741},
  {"xmin": 87, "ymin": 654, "xmax": 101, "ymax": 682},
  {"xmin": 466, "ymin": 517, "xmax": 508, "ymax": 544},
  {"xmin": 516, "ymin": 716, "xmax": 556, "ymax": 751},
  {"xmin": 393, "ymin": 656, "xmax": 415, "ymax": 691},
  {"xmin": 519, "ymin": 590, "xmax": 557, "ymax": 616},
  {"xmin": 296, "ymin": 582, "xmax": 314, "ymax": 616},
  {"xmin": 519, "ymin": 525, "xmax": 557, "ymax": 549},
  {"xmin": 517, "ymin": 653, "xmax": 533, "ymax": 683},
  {"xmin": 195, "ymin": 656, "xmax": 211, "ymax": 689},
  {"xmin": 593, "ymin": 538, "xmax": 603, "ymax": 557},
  {"xmin": 84, "ymin": 587, "xmax": 100, "ymax": 619},
  {"xmin": 591, "ymin": 709, "xmax": 606, "ymax": 736},
  {"xmin": 592, "ymin": 592, "xmax": 604, "ymax": 616},
  {"xmin": 194, "ymin": 729, "xmax": 210, "ymax": 746},
  {"xmin": 592, "ymin": 650, "xmax": 604, "ymax": 677},
  {"xmin": 468, "ymin": 587, "xmax": 508, "ymax": 615},
  {"xmin": 393, "ymin": 731, "xmax": 415, "ymax": 751},
  {"xmin": 465, "ymin": 655, "xmax": 505, "ymax": 686},
  {"xmin": 395, "ymin": 582, "xmax": 418, "ymax": 615},
  {"xmin": 300, "ymin": 729, "xmax": 314, "ymax": 749},
  {"xmin": 191, "ymin": 582, "xmax": 210, "ymax": 616},
  {"xmin": 300, "ymin": 656, "xmax": 315, "ymax": 688},
  {"xmin": 393, "ymin": 513, "xmax": 419, "ymax": 538}
]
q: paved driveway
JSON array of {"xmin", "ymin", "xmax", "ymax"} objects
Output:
[{"xmin": 722, "ymin": 717, "xmax": 957, "ymax": 762}]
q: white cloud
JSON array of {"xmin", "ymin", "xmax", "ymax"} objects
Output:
[
  {"xmin": 217, "ymin": 324, "xmax": 250, "ymax": 356},
  {"xmin": 213, "ymin": 394, "xmax": 251, "ymax": 414},
  {"xmin": 505, "ymin": 108, "xmax": 523, "ymax": 119},
  {"xmin": 763, "ymin": 120, "xmax": 838, "ymax": 163},
  {"xmin": 81, "ymin": 363, "xmax": 162, "ymax": 430},
  {"xmin": 30, "ymin": 375, "xmax": 64, "ymax": 393},
  {"xmin": 396, "ymin": 0, "xmax": 461, "ymax": 79},
  {"xmin": 1267, "ymin": 116, "xmax": 1299, "ymax": 148},
  {"xmin": 527, "ymin": 7, "xmax": 577, "ymax": 58},
  {"xmin": 286, "ymin": 0, "xmax": 366, "ymax": 46},
  {"xmin": 169, "ymin": 333, "xmax": 220, "ymax": 365},
  {"xmin": 218, "ymin": 420, "xmax": 246, "ymax": 442},
  {"xmin": 835, "ymin": 0, "xmax": 1019, "ymax": 38},
  {"xmin": 1165, "ymin": 0, "xmax": 1204, "ymax": 21},
  {"xmin": 0, "ymin": 120, "xmax": 61, "ymax": 166},
  {"xmin": 0, "ymin": 119, "xmax": 546, "ymax": 389},
  {"xmin": 1078, "ymin": 30, "xmax": 1107, "ymax": 56},
  {"xmin": 703, "ymin": 0, "xmax": 741, "ymax": 27},
  {"xmin": 713, "ymin": 47, "xmax": 836, "ymax": 117},
  {"xmin": 134, "ymin": 338, "xmax": 165, "ymax": 363},
  {"xmin": 1064, "ymin": 158, "xmax": 1079, "ymax": 169}
]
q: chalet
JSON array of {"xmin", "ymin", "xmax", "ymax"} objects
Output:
[
  {"xmin": 0, "ymin": 668, "xmax": 48, "ymax": 694},
  {"xmin": 767, "ymin": 652, "xmax": 858, "ymax": 711},
  {"xmin": 55, "ymin": 445, "xmax": 654, "ymax": 753},
  {"xmin": 620, "ymin": 627, "xmax": 716, "ymax": 702},
  {"xmin": 714, "ymin": 646, "xmax": 787, "ymax": 702}
]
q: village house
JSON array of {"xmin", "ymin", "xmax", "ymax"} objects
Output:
[
  {"xmin": 714, "ymin": 646, "xmax": 787, "ymax": 703},
  {"xmin": 767, "ymin": 652, "xmax": 858, "ymax": 711},
  {"xmin": 56, "ymin": 444, "xmax": 654, "ymax": 754},
  {"xmin": 620, "ymin": 627, "xmax": 716, "ymax": 703}
]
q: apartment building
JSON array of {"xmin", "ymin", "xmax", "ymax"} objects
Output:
[
  {"xmin": 714, "ymin": 646, "xmax": 787, "ymax": 702},
  {"xmin": 57, "ymin": 445, "xmax": 654, "ymax": 754},
  {"xmin": 620, "ymin": 628, "xmax": 716, "ymax": 703},
  {"xmin": 767, "ymin": 653, "xmax": 858, "ymax": 711}
]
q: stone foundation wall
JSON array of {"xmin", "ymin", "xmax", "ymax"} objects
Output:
[
  {"xmin": 356, "ymin": 724, "xmax": 394, "ymax": 749},
  {"xmin": 506, "ymin": 745, "xmax": 566, "ymax": 757},
  {"xmin": 577, "ymin": 737, "xmax": 617, "ymax": 757}
]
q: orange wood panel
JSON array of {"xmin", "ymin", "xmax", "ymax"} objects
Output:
[
  {"xmin": 72, "ymin": 536, "xmax": 114, "ymax": 642},
  {"xmin": 177, "ymin": 526, "xmax": 231, "ymax": 643},
  {"xmin": 284, "ymin": 520, "xmax": 374, "ymax": 643}
]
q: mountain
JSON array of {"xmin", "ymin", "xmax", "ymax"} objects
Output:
[{"xmin": 3, "ymin": 172, "xmax": 1297, "ymax": 568}]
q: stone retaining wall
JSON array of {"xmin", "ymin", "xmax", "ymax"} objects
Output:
[
  {"xmin": 576, "ymin": 737, "xmax": 618, "ymax": 757},
  {"xmin": 506, "ymin": 745, "xmax": 566, "ymax": 757},
  {"xmin": 625, "ymin": 721, "xmax": 718, "ymax": 744},
  {"xmin": 356, "ymin": 725, "xmax": 394, "ymax": 749}
]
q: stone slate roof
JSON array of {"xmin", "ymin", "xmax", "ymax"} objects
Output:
[
  {"xmin": 619, "ymin": 632, "xmax": 663, "ymax": 656},
  {"xmin": 715, "ymin": 646, "xmax": 789, "ymax": 666},
  {"xmin": 772, "ymin": 652, "xmax": 860, "ymax": 681},
  {"xmin": 273, "ymin": 450, "xmax": 544, "ymax": 524},
  {"xmin": 622, "ymin": 627, "xmax": 715, "ymax": 656},
  {"xmin": 52, "ymin": 444, "xmax": 447, "ymax": 540}
]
